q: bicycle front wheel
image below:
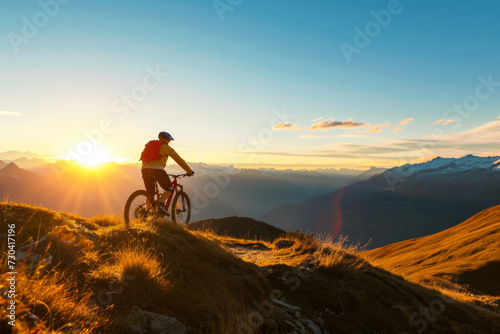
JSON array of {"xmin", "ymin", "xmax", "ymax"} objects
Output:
[
  {"xmin": 171, "ymin": 191, "xmax": 191, "ymax": 225},
  {"xmin": 124, "ymin": 190, "xmax": 153, "ymax": 227}
]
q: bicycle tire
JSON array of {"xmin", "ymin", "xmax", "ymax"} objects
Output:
[
  {"xmin": 124, "ymin": 190, "xmax": 153, "ymax": 227},
  {"xmin": 171, "ymin": 191, "xmax": 191, "ymax": 225}
]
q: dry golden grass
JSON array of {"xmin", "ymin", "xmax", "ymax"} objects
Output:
[
  {"xmin": 364, "ymin": 205, "xmax": 500, "ymax": 299},
  {"xmin": 81, "ymin": 214, "xmax": 269, "ymax": 333},
  {"xmin": 200, "ymin": 221, "xmax": 500, "ymax": 334},
  {"xmin": 2, "ymin": 202, "xmax": 500, "ymax": 334},
  {"xmin": 0, "ymin": 260, "xmax": 108, "ymax": 333},
  {"xmin": 89, "ymin": 214, "xmax": 123, "ymax": 227}
]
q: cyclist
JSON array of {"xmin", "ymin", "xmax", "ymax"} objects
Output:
[{"xmin": 141, "ymin": 131, "xmax": 194, "ymax": 213}]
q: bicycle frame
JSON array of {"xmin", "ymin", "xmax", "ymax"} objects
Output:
[{"xmin": 153, "ymin": 174, "xmax": 186, "ymax": 210}]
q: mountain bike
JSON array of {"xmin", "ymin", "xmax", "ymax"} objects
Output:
[{"xmin": 124, "ymin": 173, "xmax": 192, "ymax": 227}]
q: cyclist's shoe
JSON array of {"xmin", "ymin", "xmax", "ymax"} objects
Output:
[{"xmin": 157, "ymin": 202, "xmax": 170, "ymax": 216}]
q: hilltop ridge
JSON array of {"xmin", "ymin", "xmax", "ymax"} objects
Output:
[{"xmin": 1, "ymin": 202, "xmax": 500, "ymax": 333}]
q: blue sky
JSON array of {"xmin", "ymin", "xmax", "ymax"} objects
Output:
[{"xmin": 1, "ymin": 0, "xmax": 499, "ymax": 169}]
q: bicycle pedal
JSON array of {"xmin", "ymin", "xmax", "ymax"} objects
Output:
[{"xmin": 157, "ymin": 205, "xmax": 170, "ymax": 216}]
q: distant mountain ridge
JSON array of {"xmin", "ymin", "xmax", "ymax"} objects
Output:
[
  {"xmin": 263, "ymin": 155, "xmax": 500, "ymax": 248},
  {"xmin": 188, "ymin": 216, "xmax": 285, "ymax": 241},
  {"xmin": 386, "ymin": 155, "xmax": 500, "ymax": 189},
  {"xmin": 0, "ymin": 157, "xmax": 378, "ymax": 220},
  {"xmin": 0, "ymin": 150, "xmax": 42, "ymax": 160},
  {"xmin": 400, "ymin": 154, "xmax": 499, "ymax": 173}
]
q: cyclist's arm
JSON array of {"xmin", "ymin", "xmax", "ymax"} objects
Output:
[{"xmin": 161, "ymin": 145, "xmax": 194, "ymax": 174}]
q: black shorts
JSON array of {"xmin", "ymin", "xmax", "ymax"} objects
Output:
[{"xmin": 141, "ymin": 169, "xmax": 172, "ymax": 198}]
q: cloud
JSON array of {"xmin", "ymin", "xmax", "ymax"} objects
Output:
[
  {"xmin": 344, "ymin": 118, "xmax": 412, "ymax": 134},
  {"xmin": 383, "ymin": 117, "xmax": 500, "ymax": 156},
  {"xmin": 241, "ymin": 117, "xmax": 500, "ymax": 168},
  {"xmin": 365, "ymin": 122, "xmax": 392, "ymax": 133},
  {"xmin": 392, "ymin": 117, "xmax": 413, "ymax": 132},
  {"xmin": 0, "ymin": 111, "xmax": 22, "ymax": 116},
  {"xmin": 299, "ymin": 135, "xmax": 327, "ymax": 139},
  {"xmin": 311, "ymin": 116, "xmax": 324, "ymax": 123},
  {"xmin": 366, "ymin": 126, "xmax": 383, "ymax": 133},
  {"xmin": 311, "ymin": 119, "xmax": 369, "ymax": 131},
  {"xmin": 397, "ymin": 118, "xmax": 413, "ymax": 126},
  {"xmin": 442, "ymin": 119, "xmax": 457, "ymax": 125},
  {"xmin": 432, "ymin": 118, "xmax": 457, "ymax": 125},
  {"xmin": 436, "ymin": 118, "xmax": 500, "ymax": 144},
  {"xmin": 272, "ymin": 122, "xmax": 305, "ymax": 131}
]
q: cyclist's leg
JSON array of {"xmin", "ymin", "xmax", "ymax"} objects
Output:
[
  {"xmin": 154, "ymin": 170, "xmax": 173, "ymax": 202},
  {"xmin": 141, "ymin": 169, "xmax": 157, "ymax": 208}
]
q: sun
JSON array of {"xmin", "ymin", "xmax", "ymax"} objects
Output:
[{"xmin": 77, "ymin": 147, "xmax": 112, "ymax": 168}]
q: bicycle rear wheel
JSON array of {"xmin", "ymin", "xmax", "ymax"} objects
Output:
[
  {"xmin": 171, "ymin": 191, "xmax": 191, "ymax": 225},
  {"xmin": 124, "ymin": 190, "xmax": 153, "ymax": 227}
]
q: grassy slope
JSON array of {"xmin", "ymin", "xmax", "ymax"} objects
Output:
[
  {"xmin": 0, "ymin": 203, "xmax": 269, "ymax": 333},
  {"xmin": 1, "ymin": 202, "xmax": 499, "ymax": 334},
  {"xmin": 364, "ymin": 205, "xmax": 500, "ymax": 297}
]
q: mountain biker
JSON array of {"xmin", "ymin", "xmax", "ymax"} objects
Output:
[{"xmin": 141, "ymin": 131, "xmax": 194, "ymax": 213}]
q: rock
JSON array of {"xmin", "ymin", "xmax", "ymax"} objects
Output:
[
  {"xmin": 270, "ymin": 298, "xmax": 301, "ymax": 312},
  {"xmin": 306, "ymin": 319, "xmax": 322, "ymax": 334},
  {"xmin": 128, "ymin": 306, "xmax": 186, "ymax": 334},
  {"xmin": 269, "ymin": 298, "xmax": 323, "ymax": 333}
]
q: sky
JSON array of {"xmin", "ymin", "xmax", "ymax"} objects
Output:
[{"xmin": 1, "ymin": 0, "xmax": 500, "ymax": 169}]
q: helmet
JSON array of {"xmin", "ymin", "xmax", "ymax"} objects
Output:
[{"xmin": 158, "ymin": 131, "xmax": 174, "ymax": 142}]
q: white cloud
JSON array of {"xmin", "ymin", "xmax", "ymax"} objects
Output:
[
  {"xmin": 437, "ymin": 119, "xmax": 500, "ymax": 144},
  {"xmin": 364, "ymin": 122, "xmax": 392, "ymax": 133},
  {"xmin": 392, "ymin": 117, "xmax": 413, "ymax": 132},
  {"xmin": 272, "ymin": 122, "xmax": 305, "ymax": 131},
  {"xmin": 0, "ymin": 111, "xmax": 22, "ymax": 116},
  {"xmin": 431, "ymin": 118, "xmax": 458, "ymax": 126},
  {"xmin": 299, "ymin": 135, "xmax": 327, "ymax": 139},
  {"xmin": 431, "ymin": 119, "xmax": 445, "ymax": 125},
  {"xmin": 311, "ymin": 116, "xmax": 324, "ymax": 123},
  {"xmin": 311, "ymin": 119, "xmax": 370, "ymax": 131}
]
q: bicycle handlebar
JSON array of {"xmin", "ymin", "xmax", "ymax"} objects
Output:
[{"xmin": 168, "ymin": 173, "xmax": 194, "ymax": 179}]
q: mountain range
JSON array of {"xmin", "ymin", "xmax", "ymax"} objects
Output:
[
  {"xmin": 0, "ymin": 153, "xmax": 380, "ymax": 220},
  {"xmin": 262, "ymin": 155, "xmax": 500, "ymax": 248},
  {"xmin": 2, "ymin": 152, "xmax": 499, "ymax": 249}
]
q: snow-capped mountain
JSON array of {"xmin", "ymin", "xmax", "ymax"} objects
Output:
[
  {"xmin": 263, "ymin": 154, "xmax": 500, "ymax": 248},
  {"xmin": 392, "ymin": 155, "xmax": 500, "ymax": 176}
]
